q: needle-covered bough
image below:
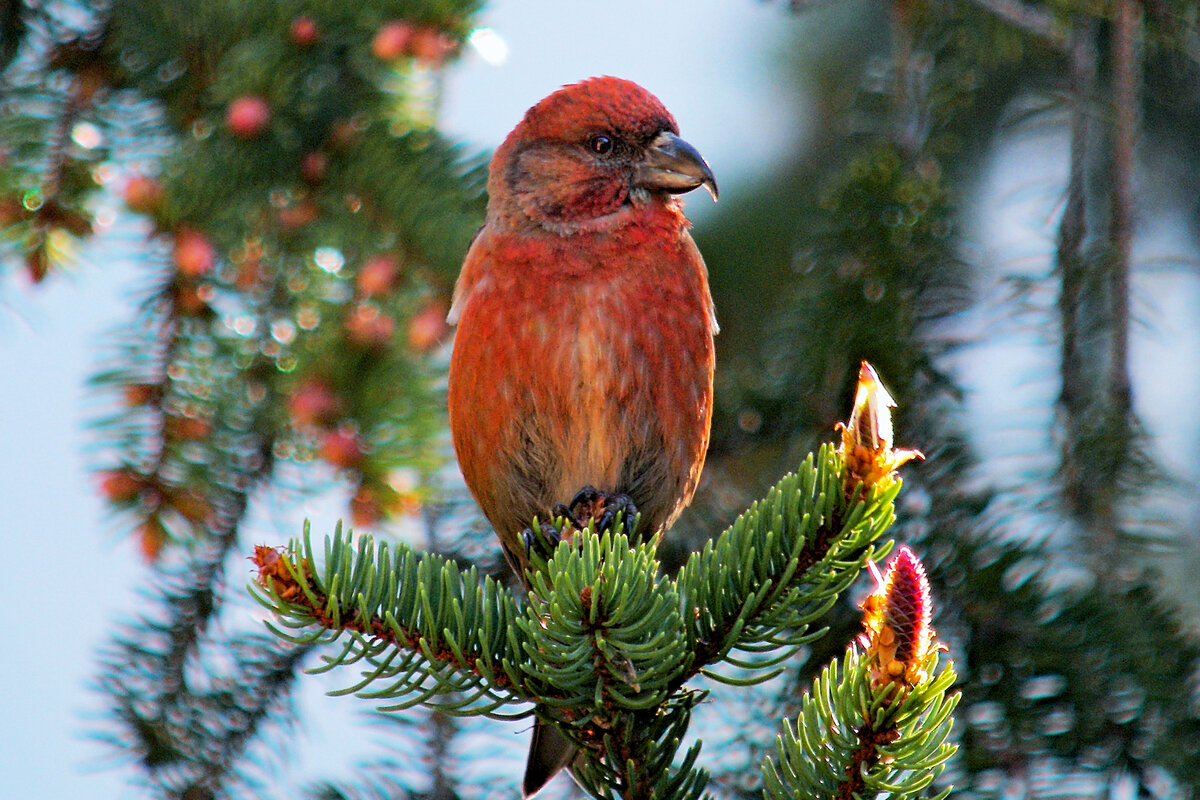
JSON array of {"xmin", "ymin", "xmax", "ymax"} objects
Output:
[{"xmin": 251, "ymin": 362, "xmax": 958, "ymax": 800}]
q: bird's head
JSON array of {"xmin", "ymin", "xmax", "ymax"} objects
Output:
[{"xmin": 488, "ymin": 76, "xmax": 717, "ymax": 233}]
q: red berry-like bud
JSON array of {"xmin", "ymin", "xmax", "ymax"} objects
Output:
[
  {"xmin": 167, "ymin": 490, "xmax": 213, "ymax": 524},
  {"xmin": 372, "ymin": 21, "xmax": 414, "ymax": 61},
  {"xmin": 252, "ymin": 544, "xmax": 286, "ymax": 581},
  {"xmin": 350, "ymin": 485, "xmax": 384, "ymax": 527},
  {"xmin": 288, "ymin": 379, "xmax": 341, "ymax": 427},
  {"xmin": 881, "ymin": 548, "xmax": 931, "ymax": 662},
  {"xmin": 138, "ymin": 517, "xmax": 168, "ymax": 562},
  {"xmin": 251, "ymin": 544, "xmax": 307, "ymax": 604},
  {"xmin": 289, "ymin": 16, "xmax": 320, "ymax": 47},
  {"xmin": 123, "ymin": 382, "xmax": 163, "ymax": 407},
  {"xmin": 859, "ymin": 546, "xmax": 939, "ymax": 693},
  {"xmin": 172, "ymin": 281, "xmax": 211, "ymax": 316},
  {"xmin": 165, "ymin": 414, "xmax": 211, "ymax": 441},
  {"xmin": 100, "ymin": 468, "xmax": 145, "ymax": 503},
  {"xmin": 320, "ymin": 428, "xmax": 365, "ymax": 468},
  {"xmin": 329, "ymin": 117, "xmax": 366, "ymax": 149},
  {"xmin": 407, "ymin": 300, "xmax": 450, "ymax": 352},
  {"xmin": 275, "ymin": 199, "xmax": 318, "ymax": 230},
  {"xmin": 173, "ymin": 227, "xmax": 216, "ymax": 277},
  {"xmin": 408, "ymin": 27, "xmax": 457, "ymax": 66},
  {"xmin": 26, "ymin": 245, "xmax": 49, "ymax": 283},
  {"xmin": 356, "ymin": 254, "xmax": 400, "ymax": 297},
  {"xmin": 345, "ymin": 302, "xmax": 395, "ymax": 347},
  {"xmin": 226, "ymin": 95, "xmax": 272, "ymax": 139},
  {"xmin": 123, "ymin": 175, "xmax": 166, "ymax": 215},
  {"xmin": 300, "ymin": 151, "xmax": 328, "ymax": 185},
  {"xmin": 233, "ymin": 244, "xmax": 266, "ymax": 290}
]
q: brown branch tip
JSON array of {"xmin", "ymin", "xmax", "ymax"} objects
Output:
[{"xmin": 251, "ymin": 545, "xmax": 312, "ymax": 605}]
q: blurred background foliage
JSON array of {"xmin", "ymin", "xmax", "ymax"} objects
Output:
[{"xmin": 3, "ymin": 0, "xmax": 1200, "ymax": 797}]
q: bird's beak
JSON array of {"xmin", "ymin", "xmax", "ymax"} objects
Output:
[{"xmin": 636, "ymin": 131, "xmax": 718, "ymax": 201}]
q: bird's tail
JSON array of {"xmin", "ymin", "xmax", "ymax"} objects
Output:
[{"xmin": 523, "ymin": 718, "xmax": 576, "ymax": 797}]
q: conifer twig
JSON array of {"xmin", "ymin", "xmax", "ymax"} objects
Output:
[
  {"xmin": 1056, "ymin": 16, "xmax": 1095, "ymax": 519},
  {"xmin": 1108, "ymin": 0, "xmax": 1139, "ymax": 417},
  {"xmin": 962, "ymin": 0, "xmax": 1068, "ymax": 50}
]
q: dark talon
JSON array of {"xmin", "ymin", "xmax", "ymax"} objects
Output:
[
  {"xmin": 562, "ymin": 486, "xmax": 639, "ymax": 536},
  {"xmin": 596, "ymin": 493, "xmax": 638, "ymax": 535},
  {"xmin": 566, "ymin": 485, "xmax": 609, "ymax": 529},
  {"xmin": 568, "ymin": 485, "xmax": 603, "ymax": 505},
  {"xmin": 551, "ymin": 502, "xmax": 585, "ymax": 531},
  {"xmin": 521, "ymin": 521, "xmax": 561, "ymax": 559}
]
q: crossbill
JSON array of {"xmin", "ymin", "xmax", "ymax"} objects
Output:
[{"xmin": 446, "ymin": 76, "xmax": 717, "ymax": 796}]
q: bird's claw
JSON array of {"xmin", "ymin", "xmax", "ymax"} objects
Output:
[
  {"xmin": 565, "ymin": 485, "xmax": 605, "ymax": 522},
  {"xmin": 551, "ymin": 501, "xmax": 584, "ymax": 531},
  {"xmin": 524, "ymin": 487, "xmax": 640, "ymax": 564},
  {"xmin": 595, "ymin": 493, "xmax": 638, "ymax": 535},
  {"xmin": 521, "ymin": 521, "xmax": 561, "ymax": 559},
  {"xmin": 566, "ymin": 485, "xmax": 638, "ymax": 536}
]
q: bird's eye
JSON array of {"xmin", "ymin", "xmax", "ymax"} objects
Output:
[{"xmin": 588, "ymin": 134, "xmax": 614, "ymax": 156}]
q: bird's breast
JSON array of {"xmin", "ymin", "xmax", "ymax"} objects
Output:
[{"xmin": 448, "ymin": 222, "xmax": 714, "ymax": 538}]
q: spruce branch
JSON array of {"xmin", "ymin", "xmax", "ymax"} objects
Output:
[
  {"xmin": 252, "ymin": 444, "xmax": 899, "ymax": 712},
  {"xmin": 251, "ymin": 522, "xmax": 524, "ymax": 718},
  {"xmin": 569, "ymin": 693, "xmax": 709, "ymax": 800},
  {"xmin": 98, "ymin": 563, "xmax": 313, "ymax": 797},
  {"xmin": 1107, "ymin": 0, "xmax": 1140, "ymax": 417},
  {"xmin": 1056, "ymin": 15, "xmax": 1095, "ymax": 433},
  {"xmin": 763, "ymin": 547, "xmax": 958, "ymax": 800},
  {"xmin": 251, "ymin": 364, "xmax": 929, "ymax": 798},
  {"xmin": 519, "ymin": 526, "xmax": 691, "ymax": 710},
  {"xmin": 960, "ymin": 0, "xmax": 1069, "ymax": 51},
  {"xmin": 173, "ymin": 636, "xmax": 310, "ymax": 799},
  {"xmin": 762, "ymin": 651, "xmax": 957, "ymax": 800},
  {"xmin": 677, "ymin": 444, "xmax": 899, "ymax": 687}
]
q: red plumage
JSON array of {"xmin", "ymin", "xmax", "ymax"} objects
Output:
[{"xmin": 446, "ymin": 76, "xmax": 717, "ymax": 796}]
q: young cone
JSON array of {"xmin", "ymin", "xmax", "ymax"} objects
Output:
[
  {"xmin": 838, "ymin": 361, "xmax": 924, "ymax": 493},
  {"xmin": 859, "ymin": 545, "xmax": 940, "ymax": 693}
]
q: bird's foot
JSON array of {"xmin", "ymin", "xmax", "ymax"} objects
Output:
[
  {"xmin": 565, "ymin": 485, "xmax": 639, "ymax": 536},
  {"xmin": 550, "ymin": 501, "xmax": 585, "ymax": 532},
  {"xmin": 595, "ymin": 493, "xmax": 638, "ymax": 535},
  {"xmin": 521, "ymin": 521, "xmax": 562, "ymax": 560},
  {"xmin": 523, "ymin": 487, "xmax": 640, "ymax": 563}
]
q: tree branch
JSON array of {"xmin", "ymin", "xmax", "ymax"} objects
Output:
[
  {"xmin": 1108, "ymin": 0, "xmax": 1139, "ymax": 416},
  {"xmin": 961, "ymin": 0, "xmax": 1068, "ymax": 51},
  {"xmin": 1055, "ymin": 16, "xmax": 1096, "ymax": 517}
]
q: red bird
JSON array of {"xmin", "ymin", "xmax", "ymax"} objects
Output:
[{"xmin": 446, "ymin": 76, "xmax": 717, "ymax": 796}]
